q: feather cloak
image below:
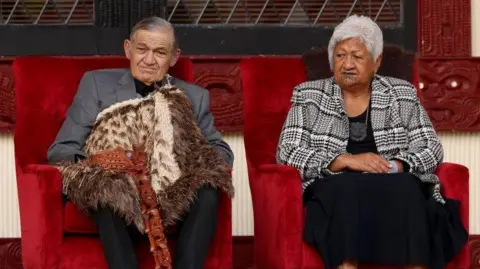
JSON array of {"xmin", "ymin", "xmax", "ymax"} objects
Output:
[{"xmin": 55, "ymin": 85, "xmax": 234, "ymax": 231}]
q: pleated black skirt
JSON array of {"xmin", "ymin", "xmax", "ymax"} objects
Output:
[{"xmin": 303, "ymin": 172, "xmax": 467, "ymax": 269}]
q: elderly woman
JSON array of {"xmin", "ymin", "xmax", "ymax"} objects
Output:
[{"xmin": 277, "ymin": 15, "xmax": 467, "ymax": 269}]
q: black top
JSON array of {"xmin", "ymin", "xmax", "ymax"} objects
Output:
[
  {"xmin": 346, "ymin": 106, "xmax": 378, "ymax": 154},
  {"xmin": 345, "ymin": 105, "xmax": 410, "ymax": 171}
]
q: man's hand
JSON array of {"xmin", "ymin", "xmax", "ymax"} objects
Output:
[{"xmin": 344, "ymin": 153, "xmax": 391, "ymax": 173}]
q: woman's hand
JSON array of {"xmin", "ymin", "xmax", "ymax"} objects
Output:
[
  {"xmin": 392, "ymin": 160, "xmax": 404, "ymax": 172},
  {"xmin": 344, "ymin": 153, "xmax": 391, "ymax": 173}
]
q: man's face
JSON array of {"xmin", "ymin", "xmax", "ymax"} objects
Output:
[{"xmin": 123, "ymin": 28, "xmax": 180, "ymax": 85}]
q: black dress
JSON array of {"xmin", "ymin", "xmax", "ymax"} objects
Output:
[{"xmin": 303, "ymin": 106, "xmax": 468, "ymax": 269}]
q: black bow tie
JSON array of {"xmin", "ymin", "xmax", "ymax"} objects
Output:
[{"xmin": 135, "ymin": 79, "xmax": 157, "ymax": 97}]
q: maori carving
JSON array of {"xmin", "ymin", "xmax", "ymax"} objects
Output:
[
  {"xmin": 85, "ymin": 147, "xmax": 172, "ymax": 269},
  {"xmin": 0, "ymin": 65, "xmax": 15, "ymax": 132},
  {"xmin": 1, "ymin": 236, "xmax": 479, "ymax": 269},
  {"xmin": 192, "ymin": 60, "xmax": 243, "ymax": 133},
  {"xmin": 129, "ymin": 0, "xmax": 165, "ymax": 27},
  {"xmin": 418, "ymin": 0, "xmax": 471, "ymax": 57},
  {"xmin": 471, "ymin": 235, "xmax": 480, "ymax": 269},
  {"xmin": 0, "ymin": 239, "xmax": 23, "ymax": 269},
  {"xmin": 0, "ymin": 59, "xmax": 245, "ymax": 134},
  {"xmin": 417, "ymin": 58, "xmax": 480, "ymax": 131},
  {"xmin": 95, "ymin": 0, "xmax": 129, "ymax": 27}
]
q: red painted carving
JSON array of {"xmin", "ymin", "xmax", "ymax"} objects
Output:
[
  {"xmin": 418, "ymin": 0, "xmax": 471, "ymax": 57},
  {"xmin": 0, "ymin": 64, "xmax": 15, "ymax": 132},
  {"xmin": 0, "ymin": 236, "xmax": 479, "ymax": 269},
  {"xmin": 192, "ymin": 60, "xmax": 243, "ymax": 133},
  {"xmin": 0, "ymin": 239, "xmax": 23, "ymax": 269},
  {"xmin": 471, "ymin": 235, "xmax": 480, "ymax": 269},
  {"xmin": 417, "ymin": 58, "xmax": 480, "ymax": 131}
]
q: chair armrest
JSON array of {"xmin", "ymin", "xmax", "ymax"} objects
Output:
[
  {"xmin": 17, "ymin": 163, "xmax": 63, "ymax": 269},
  {"xmin": 250, "ymin": 163, "xmax": 304, "ymax": 268},
  {"xmin": 435, "ymin": 162, "xmax": 469, "ymax": 231},
  {"xmin": 206, "ymin": 192, "xmax": 233, "ymax": 269}
]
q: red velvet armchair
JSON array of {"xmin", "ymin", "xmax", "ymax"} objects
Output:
[
  {"xmin": 13, "ymin": 56, "xmax": 232, "ymax": 269},
  {"xmin": 239, "ymin": 57, "xmax": 470, "ymax": 269}
]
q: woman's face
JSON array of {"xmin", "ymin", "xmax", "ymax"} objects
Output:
[{"xmin": 333, "ymin": 37, "xmax": 382, "ymax": 90}]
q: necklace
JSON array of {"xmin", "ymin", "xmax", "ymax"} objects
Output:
[{"xmin": 349, "ymin": 104, "xmax": 369, "ymax": 142}]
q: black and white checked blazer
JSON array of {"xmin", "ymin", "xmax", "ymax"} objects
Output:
[{"xmin": 276, "ymin": 75, "xmax": 445, "ymax": 203}]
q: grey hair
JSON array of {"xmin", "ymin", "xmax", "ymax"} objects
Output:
[
  {"xmin": 328, "ymin": 15, "xmax": 383, "ymax": 70},
  {"xmin": 130, "ymin": 16, "xmax": 179, "ymax": 49}
]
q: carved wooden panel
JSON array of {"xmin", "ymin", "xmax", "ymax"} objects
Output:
[
  {"xmin": 0, "ymin": 239, "xmax": 22, "ymax": 269},
  {"xmin": 0, "ymin": 59, "xmax": 244, "ymax": 134},
  {"xmin": 1, "ymin": 236, "xmax": 479, "ymax": 269},
  {"xmin": 192, "ymin": 60, "xmax": 243, "ymax": 133},
  {"xmin": 0, "ymin": 64, "xmax": 15, "ymax": 132},
  {"xmin": 417, "ymin": 58, "xmax": 480, "ymax": 131},
  {"xmin": 3, "ymin": 57, "xmax": 480, "ymax": 133},
  {"xmin": 471, "ymin": 235, "xmax": 480, "ymax": 269},
  {"xmin": 418, "ymin": 0, "xmax": 471, "ymax": 57}
]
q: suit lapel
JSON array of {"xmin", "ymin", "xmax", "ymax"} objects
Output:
[{"xmin": 115, "ymin": 70, "xmax": 137, "ymax": 102}]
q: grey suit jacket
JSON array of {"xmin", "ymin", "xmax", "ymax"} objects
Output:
[{"xmin": 47, "ymin": 69, "xmax": 234, "ymax": 167}]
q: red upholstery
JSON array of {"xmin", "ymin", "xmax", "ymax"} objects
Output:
[
  {"xmin": 240, "ymin": 57, "xmax": 470, "ymax": 269},
  {"xmin": 13, "ymin": 56, "xmax": 232, "ymax": 269}
]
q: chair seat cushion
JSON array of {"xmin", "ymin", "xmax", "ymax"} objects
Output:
[
  {"xmin": 59, "ymin": 237, "xmax": 176, "ymax": 269},
  {"xmin": 64, "ymin": 202, "xmax": 98, "ymax": 234},
  {"xmin": 60, "ymin": 229, "xmax": 218, "ymax": 269}
]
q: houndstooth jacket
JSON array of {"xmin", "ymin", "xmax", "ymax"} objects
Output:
[{"xmin": 276, "ymin": 75, "xmax": 445, "ymax": 203}]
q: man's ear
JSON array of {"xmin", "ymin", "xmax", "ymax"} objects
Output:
[
  {"xmin": 124, "ymin": 39, "xmax": 132, "ymax": 60},
  {"xmin": 169, "ymin": 48, "xmax": 181, "ymax": 67}
]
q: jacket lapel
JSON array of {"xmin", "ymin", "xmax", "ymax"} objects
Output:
[
  {"xmin": 115, "ymin": 70, "xmax": 137, "ymax": 102},
  {"xmin": 331, "ymin": 81, "xmax": 350, "ymax": 140},
  {"xmin": 370, "ymin": 76, "xmax": 393, "ymax": 151}
]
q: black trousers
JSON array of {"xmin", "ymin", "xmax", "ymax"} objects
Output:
[{"xmin": 90, "ymin": 186, "xmax": 219, "ymax": 269}]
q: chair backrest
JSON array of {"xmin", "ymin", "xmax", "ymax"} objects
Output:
[
  {"xmin": 13, "ymin": 56, "xmax": 194, "ymax": 168},
  {"xmin": 240, "ymin": 50, "xmax": 417, "ymax": 169},
  {"xmin": 240, "ymin": 57, "xmax": 307, "ymax": 167}
]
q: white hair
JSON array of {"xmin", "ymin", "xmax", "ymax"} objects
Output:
[{"xmin": 328, "ymin": 15, "xmax": 383, "ymax": 70}]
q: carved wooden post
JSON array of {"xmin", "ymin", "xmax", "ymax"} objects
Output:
[
  {"xmin": 95, "ymin": 0, "xmax": 130, "ymax": 28},
  {"xmin": 130, "ymin": 0, "xmax": 167, "ymax": 27},
  {"xmin": 416, "ymin": 0, "xmax": 480, "ymax": 131},
  {"xmin": 417, "ymin": 0, "xmax": 471, "ymax": 57}
]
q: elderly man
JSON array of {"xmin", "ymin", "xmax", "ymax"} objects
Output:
[{"xmin": 47, "ymin": 17, "xmax": 234, "ymax": 269}]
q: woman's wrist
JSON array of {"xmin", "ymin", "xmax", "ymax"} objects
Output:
[
  {"xmin": 328, "ymin": 154, "xmax": 351, "ymax": 172},
  {"xmin": 389, "ymin": 160, "xmax": 404, "ymax": 173},
  {"xmin": 336, "ymin": 154, "xmax": 352, "ymax": 170}
]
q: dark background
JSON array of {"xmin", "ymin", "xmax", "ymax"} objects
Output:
[{"xmin": 0, "ymin": 0, "xmax": 416, "ymax": 56}]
